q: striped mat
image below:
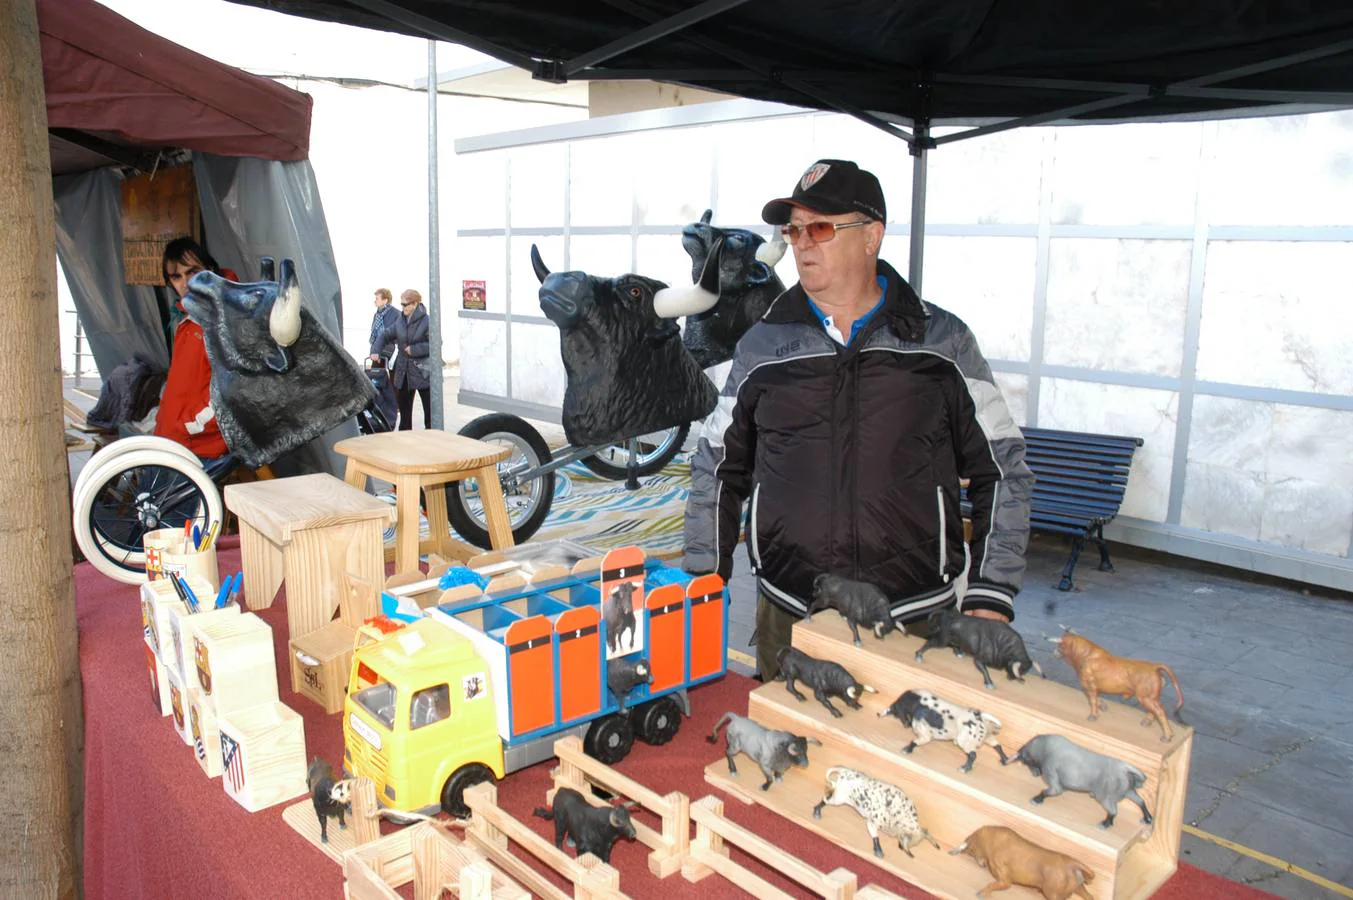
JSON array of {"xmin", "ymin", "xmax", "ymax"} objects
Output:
[
  {"xmin": 381, "ymin": 454, "xmax": 694, "ymax": 558},
  {"xmin": 533, "ymin": 455, "xmax": 693, "ymax": 556}
]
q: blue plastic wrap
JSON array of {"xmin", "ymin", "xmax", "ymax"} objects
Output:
[{"xmin": 439, "ymin": 567, "xmax": 490, "ymax": 591}]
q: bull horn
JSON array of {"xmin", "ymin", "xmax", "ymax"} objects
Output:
[
  {"xmin": 653, "ymin": 236, "xmax": 724, "ymax": 319},
  {"xmin": 530, "ymin": 244, "xmax": 550, "ymax": 284},
  {"xmin": 259, "ymin": 257, "xmax": 275, "ymax": 282},
  {"xmin": 1032, "ymin": 661, "xmax": 1046, "ymax": 679},
  {"xmin": 755, "ymin": 229, "xmax": 787, "ymax": 267},
  {"xmin": 1047, "ymin": 636, "xmax": 1062, "ymax": 644},
  {"xmin": 269, "ymin": 258, "xmax": 302, "ymax": 348}
]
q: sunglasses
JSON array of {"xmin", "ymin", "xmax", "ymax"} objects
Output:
[{"xmin": 779, "ymin": 219, "xmax": 872, "ymax": 244}]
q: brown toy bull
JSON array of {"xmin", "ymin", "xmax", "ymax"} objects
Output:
[
  {"xmin": 950, "ymin": 825, "xmax": 1094, "ymax": 900},
  {"xmin": 1049, "ymin": 628, "xmax": 1186, "ymax": 742}
]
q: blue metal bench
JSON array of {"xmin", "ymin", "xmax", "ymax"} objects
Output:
[
  {"xmin": 1021, "ymin": 426, "xmax": 1144, "ymax": 591},
  {"xmin": 962, "ymin": 426, "xmax": 1144, "ymax": 592}
]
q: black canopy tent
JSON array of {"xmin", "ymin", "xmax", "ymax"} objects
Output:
[{"xmin": 227, "ymin": 0, "xmax": 1353, "ymax": 288}]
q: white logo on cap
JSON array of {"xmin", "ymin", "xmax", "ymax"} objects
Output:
[{"xmin": 800, "ymin": 163, "xmax": 830, "ymax": 191}]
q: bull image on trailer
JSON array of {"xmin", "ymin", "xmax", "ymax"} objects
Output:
[{"xmin": 342, "ymin": 547, "xmax": 728, "ymax": 817}]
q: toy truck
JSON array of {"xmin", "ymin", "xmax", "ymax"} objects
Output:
[{"xmin": 342, "ymin": 547, "xmax": 727, "ymax": 817}]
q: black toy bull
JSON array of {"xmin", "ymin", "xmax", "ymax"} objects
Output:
[
  {"xmin": 915, "ymin": 608, "xmax": 1045, "ymax": 690},
  {"xmin": 530, "ymin": 242, "xmax": 723, "ymax": 448},
  {"xmin": 533, "ymin": 788, "xmax": 638, "ymax": 864},
  {"xmin": 680, "ymin": 210, "xmax": 786, "ymax": 370},
  {"xmin": 183, "ymin": 258, "xmax": 374, "ymax": 468}
]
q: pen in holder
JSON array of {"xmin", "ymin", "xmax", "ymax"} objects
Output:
[{"xmin": 144, "ymin": 525, "xmax": 220, "ymax": 594}]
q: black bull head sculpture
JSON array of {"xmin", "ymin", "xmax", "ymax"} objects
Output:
[
  {"xmin": 531, "ymin": 242, "xmax": 724, "ymax": 448},
  {"xmin": 681, "ymin": 209, "xmax": 787, "ymax": 370},
  {"xmin": 182, "ymin": 257, "xmax": 375, "ymax": 468}
]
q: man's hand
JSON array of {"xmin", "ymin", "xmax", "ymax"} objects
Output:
[{"xmin": 964, "ymin": 608, "xmax": 1009, "ymax": 622}]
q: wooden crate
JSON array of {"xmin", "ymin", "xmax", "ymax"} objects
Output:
[
  {"xmin": 163, "ymin": 598, "xmax": 240, "ymax": 681},
  {"xmin": 289, "ymin": 619, "xmax": 356, "ymax": 714},
  {"xmin": 190, "ymin": 612, "xmax": 279, "ymax": 716},
  {"xmin": 706, "ymin": 615, "xmax": 1193, "ymax": 900},
  {"xmin": 218, "ymin": 701, "xmax": 309, "ymax": 812},
  {"xmin": 143, "ymin": 644, "xmax": 171, "ymax": 718},
  {"xmin": 190, "ymin": 695, "xmax": 223, "ymax": 778},
  {"xmin": 139, "ymin": 578, "xmax": 187, "ymax": 660}
]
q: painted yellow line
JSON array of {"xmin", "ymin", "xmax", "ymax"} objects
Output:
[
  {"xmin": 728, "ymin": 649, "xmax": 756, "ymax": 669},
  {"xmin": 1183, "ymin": 825, "xmax": 1353, "ymax": 897}
]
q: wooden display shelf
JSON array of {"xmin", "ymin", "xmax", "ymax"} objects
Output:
[
  {"xmin": 702, "ymin": 615, "xmax": 1193, "ymax": 900},
  {"xmin": 792, "ymin": 616, "xmax": 1193, "ymax": 814},
  {"xmin": 706, "ymin": 758, "xmax": 1043, "ymax": 900}
]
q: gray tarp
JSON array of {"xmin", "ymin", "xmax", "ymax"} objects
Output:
[
  {"xmin": 53, "ymin": 169, "xmax": 168, "ymax": 377},
  {"xmin": 194, "ymin": 152, "xmax": 358, "ymax": 476},
  {"xmin": 54, "ymin": 154, "xmax": 357, "ymax": 476}
]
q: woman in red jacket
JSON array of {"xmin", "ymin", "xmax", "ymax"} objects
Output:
[{"xmin": 155, "ymin": 237, "xmax": 235, "ymax": 459}]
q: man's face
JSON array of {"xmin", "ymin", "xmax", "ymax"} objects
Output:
[
  {"xmin": 374, "ymin": 292, "xmax": 389, "ymax": 308},
  {"xmin": 787, "ymin": 209, "xmax": 881, "ymax": 297},
  {"xmin": 164, "ymin": 253, "xmax": 204, "ymax": 300}
]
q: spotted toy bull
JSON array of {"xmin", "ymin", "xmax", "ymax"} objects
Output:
[
  {"xmin": 183, "ymin": 258, "xmax": 374, "ymax": 468},
  {"xmin": 530, "ymin": 242, "xmax": 725, "ymax": 448}
]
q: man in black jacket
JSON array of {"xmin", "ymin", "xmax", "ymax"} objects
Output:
[{"xmin": 682, "ymin": 159, "xmax": 1034, "ymax": 680}]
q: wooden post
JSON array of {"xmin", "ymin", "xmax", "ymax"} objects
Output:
[{"xmin": 0, "ymin": 1, "xmax": 82, "ymax": 897}]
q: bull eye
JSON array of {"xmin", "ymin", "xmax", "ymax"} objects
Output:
[{"xmin": 627, "ymin": 286, "xmax": 643, "ymax": 300}]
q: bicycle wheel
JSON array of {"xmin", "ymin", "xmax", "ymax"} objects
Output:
[
  {"xmin": 73, "ymin": 435, "xmax": 202, "ymax": 504},
  {"xmin": 579, "ymin": 424, "xmax": 689, "ymax": 480},
  {"xmin": 72, "ymin": 449, "xmax": 223, "ymax": 584},
  {"xmin": 447, "ymin": 413, "xmax": 555, "ymax": 549}
]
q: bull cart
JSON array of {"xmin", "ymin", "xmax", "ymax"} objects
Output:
[{"xmin": 446, "ymin": 238, "xmax": 730, "ymax": 549}]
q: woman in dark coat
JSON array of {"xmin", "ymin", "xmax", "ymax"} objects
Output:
[{"xmin": 373, "ymin": 289, "xmax": 432, "ymax": 430}]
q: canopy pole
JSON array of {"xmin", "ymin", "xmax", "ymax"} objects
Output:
[
  {"xmin": 0, "ymin": 0, "xmax": 82, "ymax": 894},
  {"xmin": 427, "ymin": 38, "xmax": 444, "ymax": 430},
  {"xmin": 908, "ymin": 121, "xmax": 930, "ymax": 292}
]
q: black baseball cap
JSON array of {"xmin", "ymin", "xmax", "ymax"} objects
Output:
[{"xmin": 762, "ymin": 159, "xmax": 886, "ymax": 224}]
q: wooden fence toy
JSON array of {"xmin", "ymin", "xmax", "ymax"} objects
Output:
[
  {"xmin": 548, "ymin": 735, "xmax": 690, "ymax": 878},
  {"xmin": 342, "ymin": 820, "xmax": 527, "ymax": 900},
  {"xmin": 464, "ymin": 781, "xmax": 631, "ymax": 900}
]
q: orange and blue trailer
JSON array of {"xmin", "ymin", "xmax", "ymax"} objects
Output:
[{"xmin": 342, "ymin": 547, "xmax": 727, "ymax": 817}]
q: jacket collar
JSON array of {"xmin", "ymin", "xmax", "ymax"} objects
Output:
[{"xmin": 763, "ymin": 259, "xmax": 930, "ymax": 343}]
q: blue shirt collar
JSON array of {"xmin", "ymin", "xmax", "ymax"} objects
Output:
[{"xmin": 807, "ymin": 275, "xmax": 888, "ymax": 345}]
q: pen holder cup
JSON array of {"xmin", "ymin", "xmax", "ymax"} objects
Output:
[{"xmin": 144, "ymin": 527, "xmax": 220, "ymax": 593}]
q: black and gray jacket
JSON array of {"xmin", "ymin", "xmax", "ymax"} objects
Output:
[{"xmin": 682, "ymin": 260, "xmax": 1033, "ymax": 622}]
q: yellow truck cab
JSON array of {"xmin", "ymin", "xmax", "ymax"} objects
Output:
[{"xmin": 343, "ymin": 618, "xmax": 503, "ymax": 816}]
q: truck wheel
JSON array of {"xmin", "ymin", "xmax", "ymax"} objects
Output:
[
  {"xmin": 441, "ymin": 763, "xmax": 495, "ymax": 818},
  {"xmin": 633, "ymin": 696, "xmax": 682, "ymax": 746},
  {"xmin": 583, "ymin": 714, "xmax": 634, "ymax": 765}
]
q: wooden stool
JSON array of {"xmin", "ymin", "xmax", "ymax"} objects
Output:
[
  {"xmin": 224, "ymin": 473, "xmax": 395, "ymax": 641},
  {"xmin": 333, "ymin": 430, "xmax": 514, "ymax": 574}
]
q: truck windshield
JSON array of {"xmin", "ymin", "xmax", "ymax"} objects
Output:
[{"xmin": 352, "ymin": 681, "xmax": 397, "ymax": 729}]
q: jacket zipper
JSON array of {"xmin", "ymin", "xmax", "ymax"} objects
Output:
[
  {"xmin": 749, "ymin": 483, "xmax": 763, "ymax": 571},
  {"xmin": 936, "ymin": 485, "xmax": 949, "ymax": 582}
]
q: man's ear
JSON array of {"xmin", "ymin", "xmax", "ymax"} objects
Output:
[{"xmin": 867, "ymin": 220, "xmax": 885, "ymax": 254}]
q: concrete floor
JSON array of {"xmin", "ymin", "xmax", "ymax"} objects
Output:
[
  {"xmin": 67, "ymin": 376, "xmax": 1353, "ymax": 897},
  {"xmin": 714, "ymin": 535, "xmax": 1353, "ymax": 899}
]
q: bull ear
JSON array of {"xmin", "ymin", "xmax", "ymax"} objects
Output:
[
  {"xmin": 653, "ymin": 236, "xmax": 723, "ymax": 319},
  {"xmin": 700, "ymin": 209, "xmax": 712, "ymax": 225},
  {"xmin": 259, "ymin": 257, "xmax": 275, "ymax": 282},
  {"xmin": 755, "ymin": 230, "xmax": 787, "ymax": 267},
  {"xmin": 530, "ymin": 244, "xmax": 551, "ymax": 284}
]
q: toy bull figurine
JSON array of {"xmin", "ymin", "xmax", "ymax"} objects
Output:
[
  {"xmin": 707, "ymin": 712, "xmax": 821, "ymax": 791},
  {"xmin": 1049, "ymin": 627, "xmax": 1186, "ymax": 742},
  {"xmin": 805, "ymin": 573, "xmax": 899, "ymax": 646},
  {"xmin": 184, "ymin": 258, "xmax": 375, "ymax": 468},
  {"xmin": 951, "ymin": 825, "xmax": 1095, "ymax": 900},
  {"xmin": 1008, "ymin": 734, "xmax": 1152, "ymax": 829},
  {"xmin": 915, "ymin": 608, "xmax": 1044, "ymax": 690},
  {"xmin": 531, "ymin": 241, "xmax": 724, "ymax": 448}
]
